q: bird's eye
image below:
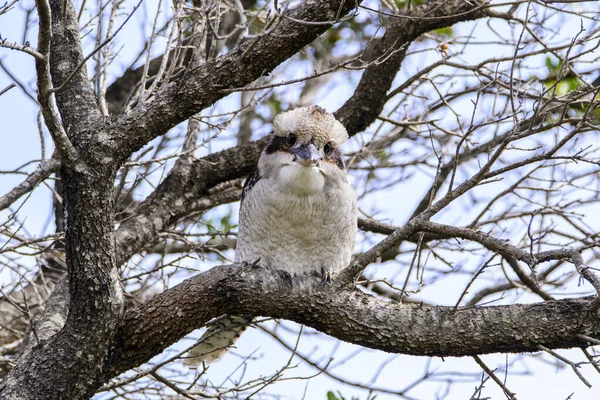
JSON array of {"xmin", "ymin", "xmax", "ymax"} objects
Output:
[
  {"xmin": 324, "ymin": 142, "xmax": 333, "ymax": 155},
  {"xmin": 286, "ymin": 133, "xmax": 297, "ymax": 147}
]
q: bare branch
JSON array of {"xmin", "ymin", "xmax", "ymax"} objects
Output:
[
  {"xmin": 472, "ymin": 355, "xmax": 518, "ymax": 400},
  {"xmin": 0, "ymin": 39, "xmax": 44, "ymax": 60},
  {"xmin": 335, "ymin": 0, "xmax": 492, "ymax": 136},
  {"xmin": 0, "ymin": 154, "xmax": 60, "ymax": 212}
]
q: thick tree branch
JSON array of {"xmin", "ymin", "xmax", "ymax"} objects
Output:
[
  {"xmin": 0, "ymin": 160, "xmax": 124, "ymax": 399},
  {"xmin": 107, "ymin": 263, "xmax": 600, "ymax": 378},
  {"xmin": 46, "ymin": 0, "xmax": 100, "ymax": 131},
  {"xmin": 0, "ymin": 1, "xmax": 121, "ymax": 397},
  {"xmin": 34, "ymin": 0, "xmax": 78, "ymax": 164}
]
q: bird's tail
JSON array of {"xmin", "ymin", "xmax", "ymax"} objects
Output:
[{"xmin": 184, "ymin": 315, "xmax": 253, "ymax": 366}]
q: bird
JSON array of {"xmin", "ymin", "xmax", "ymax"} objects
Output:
[{"xmin": 185, "ymin": 106, "xmax": 357, "ymax": 365}]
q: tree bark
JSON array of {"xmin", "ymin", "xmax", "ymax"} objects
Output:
[
  {"xmin": 0, "ymin": 0, "xmax": 121, "ymax": 396},
  {"xmin": 0, "ymin": 161, "xmax": 123, "ymax": 400},
  {"xmin": 108, "ymin": 263, "xmax": 600, "ymax": 378}
]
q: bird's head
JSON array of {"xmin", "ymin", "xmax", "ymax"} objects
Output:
[{"xmin": 259, "ymin": 106, "xmax": 349, "ymax": 195}]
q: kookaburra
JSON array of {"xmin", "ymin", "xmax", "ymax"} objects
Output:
[{"xmin": 185, "ymin": 106, "xmax": 357, "ymax": 365}]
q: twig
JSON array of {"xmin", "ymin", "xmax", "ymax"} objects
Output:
[
  {"xmin": 537, "ymin": 344, "xmax": 592, "ymax": 388},
  {"xmin": 454, "ymin": 255, "xmax": 497, "ymax": 310},
  {"xmin": 581, "ymin": 348, "xmax": 600, "ymax": 375},
  {"xmin": 150, "ymin": 372, "xmax": 197, "ymax": 400},
  {"xmin": 472, "ymin": 355, "xmax": 518, "ymax": 400},
  {"xmin": 0, "ymin": 0, "xmax": 19, "ymax": 16},
  {"xmin": 577, "ymin": 334, "xmax": 600, "ymax": 346},
  {"xmin": 336, "ymin": 217, "xmax": 422, "ymax": 285},
  {"xmin": 536, "ymin": 248, "xmax": 600, "ymax": 296},
  {"xmin": 0, "ymin": 83, "xmax": 16, "ymax": 97},
  {"xmin": 0, "ymin": 38, "xmax": 44, "ymax": 60},
  {"xmin": 0, "ymin": 154, "xmax": 60, "ymax": 211},
  {"xmin": 399, "ymin": 233, "xmax": 424, "ymax": 302}
]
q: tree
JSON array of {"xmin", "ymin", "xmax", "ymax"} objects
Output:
[{"xmin": 1, "ymin": 0, "xmax": 600, "ymax": 398}]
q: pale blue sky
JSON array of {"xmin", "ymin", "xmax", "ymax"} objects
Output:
[{"xmin": 1, "ymin": 1, "xmax": 600, "ymax": 399}]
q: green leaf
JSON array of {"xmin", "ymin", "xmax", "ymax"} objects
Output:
[
  {"xmin": 268, "ymin": 99, "xmax": 282, "ymax": 115},
  {"xmin": 433, "ymin": 27, "xmax": 453, "ymax": 37},
  {"xmin": 565, "ymin": 76, "xmax": 581, "ymax": 92},
  {"xmin": 394, "ymin": 0, "xmax": 407, "ymax": 9},
  {"xmin": 327, "ymin": 391, "xmax": 341, "ymax": 400},
  {"xmin": 545, "ymin": 56, "xmax": 556, "ymax": 71}
]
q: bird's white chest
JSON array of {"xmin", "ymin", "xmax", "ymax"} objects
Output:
[
  {"xmin": 235, "ymin": 170, "xmax": 356, "ymax": 277},
  {"xmin": 277, "ymin": 163, "xmax": 324, "ymax": 195}
]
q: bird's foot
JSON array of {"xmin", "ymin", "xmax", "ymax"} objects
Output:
[
  {"xmin": 243, "ymin": 259, "xmax": 292, "ymax": 284},
  {"xmin": 319, "ymin": 267, "xmax": 334, "ymax": 285},
  {"xmin": 241, "ymin": 258, "xmax": 261, "ymax": 269},
  {"xmin": 277, "ymin": 269, "xmax": 293, "ymax": 285}
]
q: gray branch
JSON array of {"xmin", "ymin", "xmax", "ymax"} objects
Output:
[{"xmin": 107, "ymin": 263, "xmax": 600, "ymax": 378}]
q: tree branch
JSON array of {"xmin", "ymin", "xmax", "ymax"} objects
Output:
[
  {"xmin": 115, "ymin": 137, "xmax": 268, "ymax": 265},
  {"xmin": 0, "ymin": 153, "xmax": 60, "ymax": 212},
  {"xmin": 34, "ymin": 0, "xmax": 78, "ymax": 164},
  {"xmin": 112, "ymin": 0, "xmax": 363, "ymax": 159},
  {"xmin": 107, "ymin": 263, "xmax": 600, "ymax": 378},
  {"xmin": 46, "ymin": 0, "xmax": 100, "ymax": 128},
  {"xmin": 335, "ymin": 0, "xmax": 491, "ymax": 136}
]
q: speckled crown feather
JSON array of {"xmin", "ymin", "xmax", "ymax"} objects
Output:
[{"xmin": 272, "ymin": 106, "xmax": 348, "ymax": 147}]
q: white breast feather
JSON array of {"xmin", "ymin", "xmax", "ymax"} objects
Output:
[
  {"xmin": 278, "ymin": 164, "xmax": 325, "ymax": 195},
  {"xmin": 236, "ymin": 161, "xmax": 356, "ymax": 277}
]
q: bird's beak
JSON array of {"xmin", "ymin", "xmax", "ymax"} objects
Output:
[{"xmin": 292, "ymin": 143, "xmax": 323, "ymax": 166}]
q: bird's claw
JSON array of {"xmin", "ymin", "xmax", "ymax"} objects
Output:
[
  {"xmin": 243, "ymin": 259, "xmax": 292, "ymax": 284},
  {"xmin": 277, "ymin": 269, "xmax": 293, "ymax": 284},
  {"xmin": 319, "ymin": 267, "xmax": 334, "ymax": 285},
  {"xmin": 240, "ymin": 258, "xmax": 262, "ymax": 272}
]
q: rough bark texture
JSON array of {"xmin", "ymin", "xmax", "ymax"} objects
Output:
[
  {"xmin": 46, "ymin": 0, "xmax": 100, "ymax": 127},
  {"xmin": 0, "ymin": 161, "xmax": 123, "ymax": 400},
  {"xmin": 108, "ymin": 264, "xmax": 600, "ymax": 377},
  {"xmin": 0, "ymin": 0, "xmax": 119, "ymax": 397}
]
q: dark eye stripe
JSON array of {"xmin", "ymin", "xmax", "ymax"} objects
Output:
[
  {"xmin": 264, "ymin": 135, "xmax": 289, "ymax": 154},
  {"xmin": 326, "ymin": 147, "xmax": 345, "ymax": 170}
]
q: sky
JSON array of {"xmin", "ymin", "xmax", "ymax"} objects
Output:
[{"xmin": 1, "ymin": 0, "xmax": 600, "ymax": 399}]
